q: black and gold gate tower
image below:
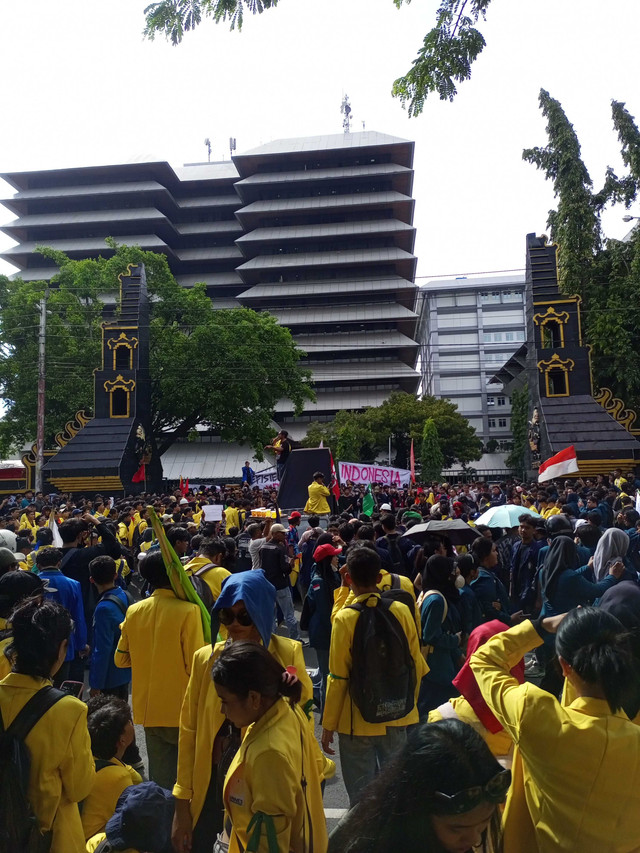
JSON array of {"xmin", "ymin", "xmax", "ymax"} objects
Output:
[{"xmin": 41, "ymin": 263, "xmax": 162, "ymax": 494}]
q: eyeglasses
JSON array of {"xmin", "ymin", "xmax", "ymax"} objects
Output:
[
  {"xmin": 432, "ymin": 769, "xmax": 511, "ymax": 815},
  {"xmin": 218, "ymin": 608, "xmax": 253, "ymax": 627}
]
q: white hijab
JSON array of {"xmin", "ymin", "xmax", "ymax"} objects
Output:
[{"xmin": 592, "ymin": 527, "xmax": 629, "ymax": 581}]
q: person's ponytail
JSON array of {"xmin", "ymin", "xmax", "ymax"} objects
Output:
[
  {"xmin": 212, "ymin": 641, "xmax": 303, "ymax": 707},
  {"xmin": 556, "ymin": 607, "xmax": 639, "ymax": 713}
]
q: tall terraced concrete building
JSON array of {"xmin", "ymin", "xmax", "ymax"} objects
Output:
[{"xmin": 0, "ymin": 132, "xmax": 420, "ymax": 474}]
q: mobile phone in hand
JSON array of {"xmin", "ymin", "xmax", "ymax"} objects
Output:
[{"xmin": 59, "ymin": 680, "xmax": 84, "ymax": 699}]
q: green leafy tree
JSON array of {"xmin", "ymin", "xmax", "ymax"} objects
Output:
[
  {"xmin": 523, "ymin": 91, "xmax": 640, "ymax": 410},
  {"xmin": 0, "ymin": 243, "xmax": 314, "ymax": 458},
  {"xmin": 300, "ymin": 392, "xmax": 481, "ymax": 469},
  {"xmin": 420, "ymin": 418, "xmax": 444, "ymax": 482},
  {"xmin": 142, "ymin": 0, "xmax": 493, "ymax": 115},
  {"xmin": 505, "ymin": 385, "xmax": 528, "ymax": 474}
]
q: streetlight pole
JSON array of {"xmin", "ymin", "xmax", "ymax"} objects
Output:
[{"xmin": 35, "ymin": 289, "xmax": 48, "ymax": 493}]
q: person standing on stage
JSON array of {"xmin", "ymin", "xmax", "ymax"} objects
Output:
[{"xmin": 264, "ymin": 430, "xmax": 292, "ymax": 482}]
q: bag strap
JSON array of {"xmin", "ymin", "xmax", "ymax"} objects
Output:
[
  {"xmin": 194, "ymin": 562, "xmax": 217, "ymax": 578},
  {"xmin": 390, "ymin": 573, "xmax": 401, "ymax": 590},
  {"xmin": 417, "ymin": 589, "xmax": 448, "ymax": 623},
  {"xmin": 59, "ymin": 547, "xmax": 78, "ymax": 572},
  {"xmin": 1, "ymin": 685, "xmax": 65, "ymax": 740},
  {"xmin": 101, "ymin": 593, "xmax": 128, "ymax": 618}
]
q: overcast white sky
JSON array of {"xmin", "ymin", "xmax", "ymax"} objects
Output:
[{"xmin": 1, "ymin": 0, "xmax": 639, "ymax": 281}]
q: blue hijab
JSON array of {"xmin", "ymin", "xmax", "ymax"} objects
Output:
[{"xmin": 213, "ymin": 570, "xmax": 276, "ymax": 648}]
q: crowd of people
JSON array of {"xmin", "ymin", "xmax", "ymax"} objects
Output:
[{"xmin": 1, "ymin": 465, "xmax": 640, "ymax": 853}]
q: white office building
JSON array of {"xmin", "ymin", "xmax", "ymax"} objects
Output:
[{"xmin": 417, "ymin": 273, "xmax": 527, "ymax": 467}]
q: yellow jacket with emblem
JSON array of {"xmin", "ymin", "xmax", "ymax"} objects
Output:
[
  {"xmin": 323, "ymin": 591, "xmax": 428, "ymax": 737},
  {"xmin": 0, "ymin": 673, "xmax": 95, "ymax": 853},
  {"xmin": 470, "ymin": 620, "xmax": 640, "ymax": 853},
  {"xmin": 114, "ymin": 588, "xmax": 205, "ymax": 727},
  {"xmin": 173, "ymin": 635, "xmax": 316, "ymax": 826},
  {"xmin": 224, "ymin": 698, "xmax": 328, "ymax": 853}
]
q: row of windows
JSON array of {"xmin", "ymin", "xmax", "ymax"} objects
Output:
[
  {"xmin": 483, "ymin": 330, "xmax": 525, "ymax": 343},
  {"xmin": 484, "ymin": 351, "xmax": 518, "ymax": 364},
  {"xmin": 479, "ymin": 290, "xmax": 523, "ymax": 303},
  {"xmin": 486, "ymin": 396, "xmax": 509, "ymax": 406},
  {"xmin": 488, "ymin": 418, "xmax": 509, "ymax": 428}
]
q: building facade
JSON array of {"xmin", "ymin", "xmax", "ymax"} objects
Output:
[
  {"xmin": 0, "ymin": 132, "xmax": 420, "ymax": 440},
  {"xmin": 417, "ymin": 273, "xmax": 526, "ymax": 447}
]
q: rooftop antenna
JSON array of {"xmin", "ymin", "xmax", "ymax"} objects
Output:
[
  {"xmin": 341, "ymin": 94, "xmax": 352, "ymax": 134},
  {"xmin": 204, "ymin": 138, "xmax": 212, "ymax": 163},
  {"xmin": 362, "ymin": 120, "xmax": 366, "ymax": 131},
  {"xmin": 229, "ymin": 137, "xmax": 237, "ymax": 159}
]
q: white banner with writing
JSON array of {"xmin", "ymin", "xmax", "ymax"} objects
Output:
[
  {"xmin": 338, "ymin": 461, "xmax": 412, "ymax": 488},
  {"xmin": 254, "ymin": 466, "xmax": 280, "ymax": 488}
]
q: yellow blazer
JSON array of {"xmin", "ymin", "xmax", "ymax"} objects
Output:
[
  {"xmin": 173, "ymin": 635, "xmax": 313, "ymax": 825},
  {"xmin": 304, "ymin": 482, "xmax": 331, "ymax": 515},
  {"xmin": 331, "ymin": 570, "xmax": 421, "ymax": 636},
  {"xmin": 224, "ymin": 699, "xmax": 328, "ymax": 853},
  {"xmin": 323, "ymin": 592, "xmax": 428, "ymax": 737},
  {"xmin": 470, "ymin": 620, "xmax": 640, "ymax": 853},
  {"xmin": 0, "ymin": 673, "xmax": 94, "ymax": 853},
  {"xmin": 115, "ymin": 588, "xmax": 205, "ymax": 727},
  {"xmin": 427, "ymin": 695, "xmax": 513, "ymax": 761}
]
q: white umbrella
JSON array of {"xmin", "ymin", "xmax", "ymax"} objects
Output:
[{"xmin": 475, "ymin": 505, "xmax": 538, "ymax": 528}]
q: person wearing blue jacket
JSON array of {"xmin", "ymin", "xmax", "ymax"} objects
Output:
[
  {"xmin": 88, "ymin": 555, "xmax": 131, "ymax": 700},
  {"xmin": 300, "ymin": 542, "xmax": 341, "ymax": 713},
  {"xmin": 36, "ymin": 547, "xmax": 88, "ymax": 685},
  {"xmin": 470, "ymin": 536, "xmax": 514, "ymax": 626}
]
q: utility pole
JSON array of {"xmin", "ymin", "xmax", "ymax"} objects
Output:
[{"xmin": 35, "ymin": 290, "xmax": 48, "ymax": 493}]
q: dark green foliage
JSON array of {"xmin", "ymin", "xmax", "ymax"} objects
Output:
[
  {"xmin": 506, "ymin": 385, "xmax": 528, "ymax": 475},
  {"xmin": 0, "ymin": 243, "xmax": 313, "ymax": 458},
  {"xmin": 523, "ymin": 91, "xmax": 640, "ymax": 412},
  {"xmin": 420, "ymin": 418, "xmax": 444, "ymax": 481},
  {"xmin": 301, "ymin": 392, "xmax": 482, "ymax": 468},
  {"xmin": 142, "ymin": 0, "xmax": 493, "ymax": 113}
]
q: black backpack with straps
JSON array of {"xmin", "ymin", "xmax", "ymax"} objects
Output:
[
  {"xmin": 382, "ymin": 535, "xmax": 409, "ymax": 578},
  {"xmin": 0, "ymin": 686, "xmax": 66, "ymax": 853},
  {"xmin": 347, "ymin": 595, "xmax": 416, "ymax": 724}
]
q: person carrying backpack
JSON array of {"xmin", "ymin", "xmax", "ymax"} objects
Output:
[
  {"xmin": 376, "ymin": 514, "xmax": 414, "ymax": 578},
  {"xmin": 0, "ymin": 597, "xmax": 94, "ymax": 853},
  {"xmin": 88, "ymin": 556, "xmax": 133, "ymax": 701},
  {"xmin": 321, "ymin": 544, "xmax": 427, "ymax": 806}
]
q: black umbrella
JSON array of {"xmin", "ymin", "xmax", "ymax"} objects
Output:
[{"xmin": 401, "ymin": 519, "xmax": 480, "ymax": 547}]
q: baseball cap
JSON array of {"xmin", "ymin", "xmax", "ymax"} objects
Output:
[
  {"xmin": 179, "ymin": 498, "xmax": 189, "ymax": 505},
  {"xmin": 0, "ymin": 548, "xmax": 19, "ymax": 572},
  {"xmin": 106, "ymin": 782, "xmax": 174, "ymax": 853},
  {"xmin": 288, "ymin": 511, "xmax": 302, "ymax": 520},
  {"xmin": 380, "ymin": 503, "xmax": 392, "ymax": 511},
  {"xmin": 270, "ymin": 523, "xmax": 286, "ymax": 535},
  {"xmin": 313, "ymin": 543, "xmax": 342, "ymax": 562}
]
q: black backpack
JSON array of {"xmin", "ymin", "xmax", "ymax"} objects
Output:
[
  {"xmin": 235, "ymin": 533, "xmax": 253, "ymax": 573},
  {"xmin": 347, "ymin": 595, "xmax": 416, "ymax": 724},
  {"xmin": 381, "ymin": 574, "xmax": 417, "ymax": 629},
  {"xmin": 383, "ymin": 535, "xmax": 409, "ymax": 578},
  {"xmin": 190, "ymin": 563, "xmax": 217, "ymax": 613},
  {"xmin": 0, "ymin": 686, "xmax": 65, "ymax": 853}
]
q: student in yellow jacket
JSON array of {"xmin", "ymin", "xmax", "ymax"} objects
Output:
[
  {"xmin": 321, "ymin": 545, "xmax": 428, "ymax": 806},
  {"xmin": 0, "ymin": 570, "xmax": 49, "ymax": 679},
  {"xmin": 304, "ymin": 472, "xmax": 332, "ymax": 515},
  {"xmin": 172, "ymin": 570, "xmax": 319, "ymax": 853},
  {"xmin": 331, "ymin": 543, "xmax": 421, "ymax": 636},
  {"xmin": 470, "ymin": 607, "xmax": 640, "ymax": 853},
  {"xmin": 183, "ymin": 537, "xmax": 231, "ymax": 602},
  {"xmin": 114, "ymin": 552, "xmax": 205, "ymax": 791},
  {"xmin": 0, "ymin": 597, "xmax": 94, "ymax": 853},
  {"xmin": 83, "ymin": 695, "xmax": 142, "ymax": 845},
  {"xmin": 213, "ymin": 642, "xmax": 328, "ymax": 853}
]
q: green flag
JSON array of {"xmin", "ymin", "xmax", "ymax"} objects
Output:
[
  {"xmin": 147, "ymin": 506, "xmax": 212, "ymax": 643},
  {"xmin": 362, "ymin": 484, "xmax": 374, "ymax": 517}
]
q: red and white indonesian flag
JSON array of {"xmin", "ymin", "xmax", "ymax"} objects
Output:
[{"xmin": 538, "ymin": 445, "xmax": 579, "ymax": 483}]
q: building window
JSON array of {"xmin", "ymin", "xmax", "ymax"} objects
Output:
[
  {"xmin": 488, "ymin": 418, "xmax": 496, "ymax": 428},
  {"xmin": 497, "ymin": 397, "xmax": 506, "ymax": 406},
  {"xmin": 111, "ymin": 388, "xmax": 129, "ymax": 417},
  {"xmin": 114, "ymin": 345, "xmax": 132, "ymax": 371},
  {"xmin": 498, "ymin": 418, "xmax": 507, "ymax": 428},
  {"xmin": 501, "ymin": 290, "xmax": 523, "ymax": 302},
  {"xmin": 487, "ymin": 396, "xmax": 495, "ymax": 406}
]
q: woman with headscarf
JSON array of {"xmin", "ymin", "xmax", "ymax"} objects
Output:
[
  {"xmin": 417, "ymin": 555, "xmax": 464, "ymax": 716},
  {"xmin": 171, "ymin": 570, "xmax": 322, "ymax": 853},
  {"xmin": 428, "ymin": 620, "xmax": 525, "ymax": 765},
  {"xmin": 591, "ymin": 527, "xmax": 633, "ymax": 581}
]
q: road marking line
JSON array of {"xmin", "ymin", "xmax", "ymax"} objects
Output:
[{"xmin": 324, "ymin": 808, "xmax": 348, "ymax": 819}]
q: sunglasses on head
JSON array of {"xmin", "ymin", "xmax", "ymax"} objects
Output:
[
  {"xmin": 432, "ymin": 768, "xmax": 511, "ymax": 815},
  {"xmin": 218, "ymin": 608, "xmax": 253, "ymax": 627}
]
